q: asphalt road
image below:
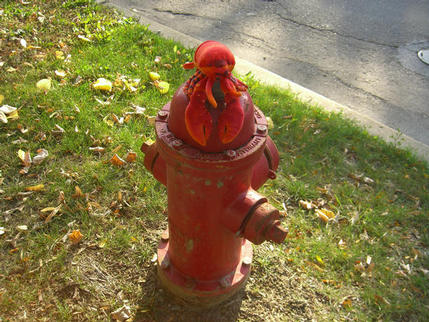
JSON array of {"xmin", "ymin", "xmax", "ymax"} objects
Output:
[{"xmin": 105, "ymin": 0, "xmax": 429, "ymax": 149}]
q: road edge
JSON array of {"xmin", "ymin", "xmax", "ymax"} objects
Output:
[{"xmin": 106, "ymin": 2, "xmax": 429, "ymax": 164}]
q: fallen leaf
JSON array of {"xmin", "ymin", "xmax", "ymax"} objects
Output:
[
  {"xmin": 315, "ymin": 208, "xmax": 335, "ymax": 222},
  {"xmin": 149, "ymin": 71, "xmax": 160, "ymax": 81},
  {"xmin": 16, "ymin": 225, "xmax": 28, "ymax": 232},
  {"xmin": 68, "ymin": 230, "xmax": 83, "ymax": 245},
  {"xmin": 36, "ymin": 78, "xmax": 52, "ymax": 92},
  {"xmin": 111, "ymin": 304, "xmax": 131, "ymax": 321},
  {"xmin": 125, "ymin": 151, "xmax": 137, "ymax": 163},
  {"xmin": 32, "ymin": 149, "xmax": 48, "ymax": 165},
  {"xmin": 363, "ymin": 177, "xmax": 374, "ymax": 184},
  {"xmin": 72, "ymin": 186, "xmax": 84, "ymax": 199},
  {"xmin": 77, "ymin": 35, "xmax": 91, "ymax": 42},
  {"xmin": 89, "ymin": 146, "xmax": 105, "ymax": 153},
  {"xmin": 374, "ymin": 294, "xmax": 390, "ymax": 305},
  {"xmin": 155, "ymin": 80, "xmax": 169, "ymax": 94},
  {"xmin": 93, "ymin": 78, "xmax": 112, "ymax": 92},
  {"xmin": 103, "ymin": 114, "xmax": 114, "ymax": 127},
  {"xmin": 132, "ymin": 104, "xmax": 146, "ymax": 114},
  {"xmin": 299, "ymin": 200, "xmax": 314, "ymax": 210},
  {"xmin": 316, "ymin": 255, "xmax": 325, "ymax": 266},
  {"xmin": 1, "ymin": 104, "xmax": 17, "ymax": 114},
  {"xmin": 111, "ymin": 113, "xmax": 124, "ymax": 124},
  {"xmin": 43, "ymin": 205, "xmax": 62, "ymax": 223},
  {"xmin": 53, "ymin": 124, "xmax": 65, "ymax": 134},
  {"xmin": 6, "ymin": 110, "xmax": 19, "ymax": 120},
  {"xmin": 147, "ymin": 115, "xmax": 156, "ymax": 125},
  {"xmin": 338, "ymin": 239, "xmax": 347, "ymax": 249},
  {"xmin": 55, "ymin": 50, "xmax": 64, "ymax": 60},
  {"xmin": 0, "ymin": 111, "xmax": 7, "ymax": 123},
  {"xmin": 350, "ymin": 211, "xmax": 360, "ymax": 225},
  {"xmin": 110, "ymin": 154, "xmax": 126, "ymax": 166},
  {"xmin": 40, "ymin": 207, "xmax": 57, "ymax": 213},
  {"xmin": 55, "ymin": 70, "xmax": 66, "ymax": 78},
  {"xmin": 25, "ymin": 184, "xmax": 44, "ymax": 191},
  {"xmin": 0, "ymin": 95, "xmax": 4, "ymax": 104},
  {"xmin": 305, "ymin": 260, "xmax": 323, "ymax": 272},
  {"xmin": 341, "ymin": 297, "xmax": 353, "ymax": 308},
  {"xmin": 98, "ymin": 239, "xmax": 107, "ymax": 248}
]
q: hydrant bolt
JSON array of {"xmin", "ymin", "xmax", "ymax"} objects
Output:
[
  {"xmin": 257, "ymin": 124, "xmax": 267, "ymax": 134},
  {"xmin": 225, "ymin": 149, "xmax": 236, "ymax": 158},
  {"xmin": 158, "ymin": 110, "xmax": 168, "ymax": 119}
]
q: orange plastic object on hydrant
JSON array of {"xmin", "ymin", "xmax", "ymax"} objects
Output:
[{"xmin": 141, "ymin": 40, "xmax": 288, "ymax": 306}]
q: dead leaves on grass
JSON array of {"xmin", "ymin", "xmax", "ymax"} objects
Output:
[
  {"xmin": 17, "ymin": 148, "xmax": 49, "ymax": 174},
  {"xmin": 109, "ymin": 151, "xmax": 137, "ymax": 167},
  {"xmin": 68, "ymin": 230, "xmax": 83, "ymax": 245}
]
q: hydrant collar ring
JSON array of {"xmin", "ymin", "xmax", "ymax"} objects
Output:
[{"xmin": 155, "ymin": 105, "xmax": 268, "ymax": 167}]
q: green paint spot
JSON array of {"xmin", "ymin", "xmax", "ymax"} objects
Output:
[
  {"xmin": 217, "ymin": 181, "xmax": 224, "ymax": 188},
  {"xmin": 186, "ymin": 239, "xmax": 194, "ymax": 253},
  {"xmin": 205, "ymin": 180, "xmax": 211, "ymax": 186}
]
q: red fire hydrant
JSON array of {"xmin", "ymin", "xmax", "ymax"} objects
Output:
[{"xmin": 141, "ymin": 41, "xmax": 287, "ymax": 306}]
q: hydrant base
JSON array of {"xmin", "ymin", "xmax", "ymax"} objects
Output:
[{"xmin": 157, "ymin": 238, "xmax": 253, "ymax": 307}]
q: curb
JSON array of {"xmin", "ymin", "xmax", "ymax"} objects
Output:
[{"xmin": 107, "ymin": 2, "xmax": 429, "ymax": 163}]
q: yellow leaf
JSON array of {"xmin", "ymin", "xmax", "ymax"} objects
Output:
[
  {"xmin": 149, "ymin": 71, "xmax": 160, "ymax": 81},
  {"xmin": 17, "ymin": 149, "xmax": 26, "ymax": 162},
  {"xmin": 156, "ymin": 81, "xmax": 169, "ymax": 94},
  {"xmin": 6, "ymin": 110, "xmax": 19, "ymax": 120},
  {"xmin": 98, "ymin": 239, "xmax": 107, "ymax": 248},
  {"xmin": 36, "ymin": 78, "xmax": 52, "ymax": 91},
  {"xmin": 110, "ymin": 154, "xmax": 126, "ymax": 166},
  {"xmin": 93, "ymin": 78, "xmax": 112, "ymax": 92},
  {"xmin": 68, "ymin": 230, "xmax": 83, "ymax": 245},
  {"xmin": 40, "ymin": 207, "xmax": 57, "ymax": 213},
  {"xmin": 25, "ymin": 184, "xmax": 45, "ymax": 191},
  {"xmin": 316, "ymin": 255, "xmax": 324, "ymax": 266},
  {"xmin": 315, "ymin": 208, "xmax": 335, "ymax": 222},
  {"xmin": 55, "ymin": 51, "xmax": 65, "ymax": 60},
  {"xmin": 0, "ymin": 95, "xmax": 4, "ymax": 104}
]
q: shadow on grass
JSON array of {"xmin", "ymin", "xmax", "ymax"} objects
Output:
[{"xmin": 135, "ymin": 266, "xmax": 244, "ymax": 321}]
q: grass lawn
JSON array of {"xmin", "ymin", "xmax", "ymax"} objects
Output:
[{"xmin": 1, "ymin": 1, "xmax": 428, "ymax": 321}]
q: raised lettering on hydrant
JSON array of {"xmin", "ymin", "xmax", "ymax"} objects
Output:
[{"xmin": 141, "ymin": 40, "xmax": 288, "ymax": 306}]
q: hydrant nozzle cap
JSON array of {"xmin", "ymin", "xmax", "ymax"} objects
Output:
[{"xmin": 266, "ymin": 220, "xmax": 288, "ymax": 244}]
